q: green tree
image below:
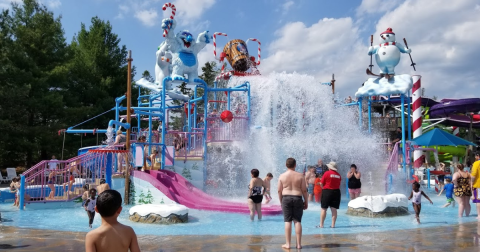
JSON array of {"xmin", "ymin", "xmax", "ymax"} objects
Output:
[
  {"xmin": 141, "ymin": 70, "xmax": 154, "ymax": 83},
  {"xmin": 138, "ymin": 190, "xmax": 145, "ymax": 204},
  {"xmin": 63, "ymin": 16, "xmax": 133, "ymax": 157},
  {"xmin": 144, "ymin": 189, "xmax": 153, "ymax": 204},
  {"xmin": 181, "ymin": 166, "xmax": 192, "ymax": 180},
  {"xmin": 0, "ymin": 0, "xmax": 69, "ymax": 167},
  {"xmin": 168, "ymin": 82, "xmax": 191, "ymax": 130}
]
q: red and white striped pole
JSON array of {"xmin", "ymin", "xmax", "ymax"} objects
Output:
[
  {"xmin": 162, "ymin": 3, "xmax": 176, "ymax": 37},
  {"xmin": 412, "ymin": 75, "xmax": 423, "ymax": 168},
  {"xmin": 453, "ymin": 126, "xmax": 459, "ymax": 136},
  {"xmin": 213, "ymin": 32, "xmax": 227, "ymax": 60},
  {"xmin": 246, "ymin": 38, "xmax": 261, "ymax": 65}
]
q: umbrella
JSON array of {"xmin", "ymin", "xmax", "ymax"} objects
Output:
[{"xmin": 410, "ymin": 128, "xmax": 477, "ymax": 147}]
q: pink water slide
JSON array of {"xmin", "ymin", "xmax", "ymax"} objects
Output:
[{"xmin": 132, "ymin": 170, "xmax": 282, "ymax": 215}]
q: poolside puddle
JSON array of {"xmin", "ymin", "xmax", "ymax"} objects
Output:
[{"xmin": 0, "ymin": 244, "xmax": 30, "ymax": 249}]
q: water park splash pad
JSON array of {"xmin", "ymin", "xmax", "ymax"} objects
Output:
[
  {"xmin": 204, "ymin": 73, "xmax": 386, "ymax": 197},
  {"xmin": 2, "ymin": 3, "xmax": 480, "ymax": 242}
]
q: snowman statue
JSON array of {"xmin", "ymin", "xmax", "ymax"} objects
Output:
[
  {"xmin": 368, "ymin": 28, "xmax": 411, "ymax": 80},
  {"xmin": 355, "ymin": 27, "xmax": 415, "ymax": 98}
]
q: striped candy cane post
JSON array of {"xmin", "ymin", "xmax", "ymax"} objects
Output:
[
  {"xmin": 162, "ymin": 3, "xmax": 176, "ymax": 37},
  {"xmin": 412, "ymin": 75, "xmax": 423, "ymax": 168},
  {"xmin": 246, "ymin": 38, "xmax": 261, "ymax": 65},
  {"xmin": 213, "ymin": 32, "xmax": 227, "ymax": 60},
  {"xmin": 453, "ymin": 126, "xmax": 459, "ymax": 136}
]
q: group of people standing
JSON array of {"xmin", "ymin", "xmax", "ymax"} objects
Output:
[{"xmin": 247, "ymin": 158, "xmax": 362, "ymax": 249}]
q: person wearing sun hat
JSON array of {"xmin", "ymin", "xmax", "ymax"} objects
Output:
[{"xmin": 318, "ymin": 161, "xmax": 342, "ymax": 228}]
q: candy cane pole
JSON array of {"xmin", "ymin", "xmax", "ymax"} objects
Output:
[
  {"xmin": 213, "ymin": 32, "xmax": 227, "ymax": 59},
  {"xmin": 453, "ymin": 126, "xmax": 459, "ymax": 136},
  {"xmin": 162, "ymin": 3, "xmax": 176, "ymax": 37},
  {"xmin": 412, "ymin": 75, "xmax": 423, "ymax": 168},
  {"xmin": 246, "ymin": 38, "xmax": 261, "ymax": 65}
]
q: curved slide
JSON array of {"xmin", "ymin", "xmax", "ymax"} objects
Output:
[
  {"xmin": 132, "ymin": 170, "xmax": 283, "ymax": 215},
  {"xmin": 429, "ymin": 98, "xmax": 480, "ymax": 128}
]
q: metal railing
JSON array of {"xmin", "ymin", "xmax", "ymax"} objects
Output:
[
  {"xmin": 165, "ymin": 131, "xmax": 204, "ymax": 159},
  {"xmin": 22, "ymin": 145, "xmax": 124, "ymax": 203},
  {"xmin": 205, "ymin": 116, "xmax": 248, "ymax": 142}
]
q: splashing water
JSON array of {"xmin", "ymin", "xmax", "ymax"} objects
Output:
[
  {"xmin": 206, "ymin": 72, "xmax": 388, "ymax": 197},
  {"xmin": 104, "ymin": 126, "xmax": 114, "ymax": 145}
]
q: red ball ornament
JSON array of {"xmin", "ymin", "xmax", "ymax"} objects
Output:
[
  {"xmin": 184, "ymin": 103, "xmax": 195, "ymax": 115},
  {"xmin": 220, "ymin": 110, "xmax": 233, "ymax": 123}
]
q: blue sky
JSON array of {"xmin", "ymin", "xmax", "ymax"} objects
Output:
[{"xmin": 2, "ymin": 0, "xmax": 480, "ymax": 99}]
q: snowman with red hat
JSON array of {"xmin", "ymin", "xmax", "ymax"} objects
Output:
[{"xmin": 368, "ymin": 28, "xmax": 411, "ymax": 80}]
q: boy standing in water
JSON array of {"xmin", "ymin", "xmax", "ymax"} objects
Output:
[
  {"xmin": 85, "ymin": 190, "xmax": 140, "ymax": 252},
  {"xmin": 305, "ymin": 166, "xmax": 316, "ymax": 202},
  {"xmin": 438, "ymin": 178, "xmax": 455, "ymax": 208},
  {"xmin": 278, "ymin": 158, "xmax": 308, "ymax": 249},
  {"xmin": 84, "ymin": 188, "xmax": 97, "ymax": 228},
  {"xmin": 263, "ymin": 173, "xmax": 273, "ymax": 204}
]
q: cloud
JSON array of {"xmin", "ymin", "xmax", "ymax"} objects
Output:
[
  {"xmin": 0, "ymin": 0, "xmax": 22, "ymax": 10},
  {"xmin": 282, "ymin": 0, "xmax": 294, "ymax": 14},
  {"xmin": 117, "ymin": 0, "xmax": 215, "ymax": 28},
  {"xmin": 134, "ymin": 9, "xmax": 158, "ymax": 27},
  {"xmin": 115, "ymin": 4, "xmax": 129, "ymax": 19},
  {"xmin": 171, "ymin": 0, "xmax": 215, "ymax": 26},
  {"xmin": 260, "ymin": 17, "xmax": 365, "ymax": 97},
  {"xmin": 45, "ymin": 0, "xmax": 61, "ymax": 9},
  {"xmin": 356, "ymin": 0, "xmax": 402, "ymax": 16},
  {"xmin": 260, "ymin": 0, "xmax": 480, "ymax": 99},
  {"xmin": 197, "ymin": 44, "xmax": 217, "ymax": 74}
]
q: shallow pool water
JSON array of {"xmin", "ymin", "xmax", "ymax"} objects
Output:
[{"xmin": 0, "ymin": 188, "xmax": 477, "ymax": 236}]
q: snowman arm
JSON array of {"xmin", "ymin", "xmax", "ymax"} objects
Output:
[
  {"xmin": 397, "ymin": 43, "xmax": 411, "ymax": 54},
  {"xmin": 368, "ymin": 45, "xmax": 379, "ymax": 55}
]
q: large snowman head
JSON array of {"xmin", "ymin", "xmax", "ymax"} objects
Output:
[
  {"xmin": 176, "ymin": 30, "xmax": 195, "ymax": 52},
  {"xmin": 380, "ymin": 28, "xmax": 396, "ymax": 43}
]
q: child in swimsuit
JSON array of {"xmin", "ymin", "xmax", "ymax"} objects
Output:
[
  {"xmin": 438, "ymin": 178, "xmax": 455, "ymax": 207},
  {"xmin": 263, "ymin": 173, "xmax": 273, "ymax": 204},
  {"xmin": 314, "ymin": 173, "xmax": 323, "ymax": 203},
  {"xmin": 84, "ymin": 188, "xmax": 97, "ymax": 228},
  {"xmin": 81, "ymin": 184, "xmax": 89, "ymax": 207},
  {"xmin": 47, "ymin": 171, "xmax": 56, "ymax": 199},
  {"xmin": 408, "ymin": 182, "xmax": 433, "ymax": 223},
  {"xmin": 10, "ymin": 177, "xmax": 19, "ymax": 207},
  {"xmin": 247, "ymin": 169, "xmax": 264, "ymax": 221}
]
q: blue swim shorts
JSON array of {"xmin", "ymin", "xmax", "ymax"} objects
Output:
[{"xmin": 308, "ymin": 184, "xmax": 314, "ymax": 195}]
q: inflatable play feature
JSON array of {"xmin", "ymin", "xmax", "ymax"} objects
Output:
[
  {"xmin": 356, "ymin": 27, "xmax": 415, "ymax": 97},
  {"xmin": 346, "ymin": 194, "xmax": 409, "ymax": 218},
  {"xmin": 129, "ymin": 203, "xmax": 188, "ymax": 224}
]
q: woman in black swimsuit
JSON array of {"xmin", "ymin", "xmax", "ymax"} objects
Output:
[{"xmin": 248, "ymin": 168, "xmax": 265, "ymax": 221}]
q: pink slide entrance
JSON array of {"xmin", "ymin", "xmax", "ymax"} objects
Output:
[{"xmin": 132, "ymin": 170, "xmax": 282, "ymax": 215}]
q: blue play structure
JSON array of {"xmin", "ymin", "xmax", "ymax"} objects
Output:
[{"xmin": 65, "ymin": 77, "xmax": 251, "ymax": 172}]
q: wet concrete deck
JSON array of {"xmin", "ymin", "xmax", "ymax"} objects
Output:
[{"xmin": 1, "ymin": 222, "xmax": 480, "ymax": 251}]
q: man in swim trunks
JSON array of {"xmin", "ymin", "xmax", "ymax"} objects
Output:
[
  {"xmin": 305, "ymin": 166, "xmax": 316, "ymax": 202},
  {"xmin": 471, "ymin": 153, "xmax": 480, "ymax": 218},
  {"xmin": 278, "ymin": 157, "xmax": 308, "ymax": 250}
]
